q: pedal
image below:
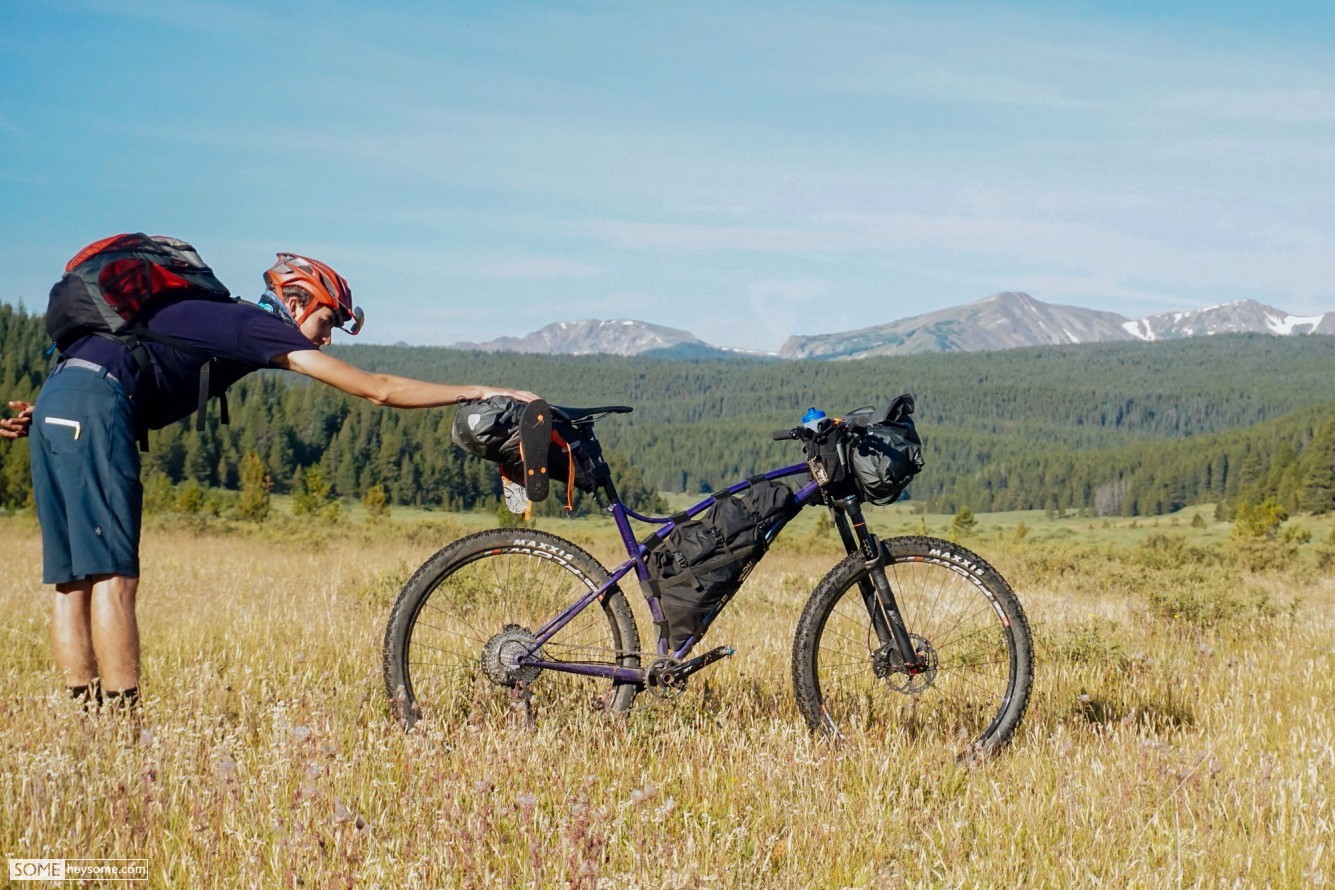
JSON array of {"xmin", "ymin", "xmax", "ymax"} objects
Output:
[{"xmin": 518, "ymin": 398, "xmax": 553, "ymax": 502}]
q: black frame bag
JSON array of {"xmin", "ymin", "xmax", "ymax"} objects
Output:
[{"xmin": 645, "ymin": 478, "xmax": 796, "ymax": 650}]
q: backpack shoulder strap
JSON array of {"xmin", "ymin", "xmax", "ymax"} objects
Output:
[{"xmin": 127, "ymin": 326, "xmax": 230, "ymax": 432}]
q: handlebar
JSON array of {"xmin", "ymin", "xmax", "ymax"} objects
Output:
[
  {"xmin": 773, "ymin": 396, "xmax": 916, "ymax": 444},
  {"xmin": 773, "ymin": 418, "xmax": 847, "ymax": 443}
]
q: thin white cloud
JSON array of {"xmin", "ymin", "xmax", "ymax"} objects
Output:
[
  {"xmin": 0, "ymin": 111, "xmax": 27, "ymax": 136},
  {"xmin": 470, "ymin": 256, "xmax": 602, "ymax": 281},
  {"xmin": 573, "ymin": 203, "xmax": 1334, "ymax": 318},
  {"xmin": 576, "ymin": 220, "xmax": 844, "ymax": 252},
  {"xmin": 745, "ymin": 278, "xmax": 833, "ymax": 348},
  {"xmin": 1163, "ymin": 87, "xmax": 1335, "ymax": 124}
]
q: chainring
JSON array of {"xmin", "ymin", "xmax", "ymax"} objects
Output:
[{"xmin": 645, "ymin": 657, "xmax": 688, "ymax": 699}]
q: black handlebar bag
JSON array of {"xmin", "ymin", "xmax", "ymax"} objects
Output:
[{"xmin": 846, "ymin": 394, "xmax": 924, "ymax": 505}]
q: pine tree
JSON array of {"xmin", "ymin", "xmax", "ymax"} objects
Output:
[
  {"xmin": 362, "ymin": 483, "xmax": 390, "ymax": 522},
  {"xmin": 950, "ymin": 506, "xmax": 978, "ymax": 538},
  {"xmin": 237, "ymin": 452, "xmax": 272, "ymax": 522},
  {"xmin": 175, "ymin": 480, "xmax": 204, "ymax": 514},
  {"xmin": 1297, "ymin": 422, "xmax": 1335, "ymax": 514},
  {"xmin": 1233, "ymin": 499, "xmax": 1287, "ymax": 540}
]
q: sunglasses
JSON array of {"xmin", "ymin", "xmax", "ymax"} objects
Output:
[{"xmin": 341, "ymin": 305, "xmax": 365, "ymax": 336}]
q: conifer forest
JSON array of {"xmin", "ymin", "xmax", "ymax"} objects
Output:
[{"xmin": 2, "ymin": 303, "xmax": 1333, "ymax": 518}]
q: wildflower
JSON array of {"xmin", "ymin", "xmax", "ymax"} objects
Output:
[
  {"xmin": 334, "ymin": 798, "xmax": 353, "ymax": 821},
  {"xmin": 215, "ymin": 755, "xmax": 238, "ymax": 783}
]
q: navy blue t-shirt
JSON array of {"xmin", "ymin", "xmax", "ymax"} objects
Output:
[{"xmin": 65, "ymin": 300, "xmax": 319, "ymax": 430}]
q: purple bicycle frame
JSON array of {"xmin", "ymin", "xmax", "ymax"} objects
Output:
[{"xmin": 517, "ymin": 463, "xmax": 823, "ymax": 682}]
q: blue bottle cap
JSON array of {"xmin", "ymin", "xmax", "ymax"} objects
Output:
[{"xmin": 802, "ymin": 407, "xmax": 826, "ymax": 425}]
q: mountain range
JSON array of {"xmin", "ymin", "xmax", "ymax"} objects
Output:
[
  {"xmin": 453, "ymin": 293, "xmax": 1335, "ymax": 360},
  {"xmin": 454, "ymin": 318, "xmax": 717, "ymax": 357}
]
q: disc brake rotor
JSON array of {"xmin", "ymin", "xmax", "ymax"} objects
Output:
[{"xmin": 872, "ymin": 634, "xmax": 939, "ymax": 694}]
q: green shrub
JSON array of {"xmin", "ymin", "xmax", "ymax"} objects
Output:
[
  {"xmin": 362, "ymin": 483, "xmax": 390, "ymax": 522},
  {"xmin": 1233, "ymin": 499, "xmax": 1288, "ymax": 540},
  {"xmin": 950, "ymin": 506, "xmax": 978, "ymax": 538},
  {"xmin": 1145, "ymin": 581, "xmax": 1277, "ymax": 629}
]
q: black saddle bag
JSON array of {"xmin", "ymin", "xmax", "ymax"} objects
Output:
[{"xmin": 451, "ymin": 396, "xmax": 606, "ymax": 499}]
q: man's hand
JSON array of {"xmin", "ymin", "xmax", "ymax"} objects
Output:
[
  {"xmin": 474, "ymin": 387, "xmax": 541, "ymax": 403},
  {"xmin": 0, "ymin": 401, "xmax": 34, "ymax": 439}
]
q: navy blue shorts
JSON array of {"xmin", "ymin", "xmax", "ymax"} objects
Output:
[{"xmin": 31, "ymin": 362, "xmax": 142, "ymax": 584}]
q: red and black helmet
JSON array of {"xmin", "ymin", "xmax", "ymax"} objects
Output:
[{"xmin": 263, "ymin": 253, "xmax": 364, "ymax": 334}]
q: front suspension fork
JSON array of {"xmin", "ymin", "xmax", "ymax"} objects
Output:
[{"xmin": 828, "ymin": 494, "xmax": 923, "ymax": 671}]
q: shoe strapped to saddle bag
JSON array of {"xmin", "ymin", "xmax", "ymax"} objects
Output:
[
  {"xmin": 644, "ymin": 478, "xmax": 796, "ymax": 651},
  {"xmin": 451, "ymin": 396, "xmax": 606, "ymax": 508}
]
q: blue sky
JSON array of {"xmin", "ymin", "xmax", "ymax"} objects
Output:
[{"xmin": 2, "ymin": 1, "xmax": 1332, "ymax": 351}]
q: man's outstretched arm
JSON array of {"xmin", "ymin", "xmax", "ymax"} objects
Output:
[{"xmin": 273, "ymin": 349, "xmax": 539, "ymax": 407}]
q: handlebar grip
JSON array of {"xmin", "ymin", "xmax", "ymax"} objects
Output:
[{"xmin": 772, "ymin": 428, "xmax": 800, "ymax": 441}]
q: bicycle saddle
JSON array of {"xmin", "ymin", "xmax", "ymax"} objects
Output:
[{"xmin": 552, "ymin": 404, "xmax": 634, "ymax": 422}]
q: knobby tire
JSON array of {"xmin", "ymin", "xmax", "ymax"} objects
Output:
[
  {"xmin": 791, "ymin": 535, "xmax": 1033, "ymax": 755},
  {"xmin": 383, "ymin": 528, "xmax": 641, "ymax": 730}
]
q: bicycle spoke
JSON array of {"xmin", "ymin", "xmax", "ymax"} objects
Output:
[
  {"xmin": 386, "ymin": 531, "xmax": 641, "ymax": 729},
  {"xmin": 795, "ymin": 537, "xmax": 1032, "ymax": 753}
]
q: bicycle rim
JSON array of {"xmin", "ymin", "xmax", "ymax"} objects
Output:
[
  {"xmin": 796, "ymin": 536, "xmax": 1032, "ymax": 754},
  {"xmin": 386, "ymin": 530, "xmax": 639, "ymax": 727}
]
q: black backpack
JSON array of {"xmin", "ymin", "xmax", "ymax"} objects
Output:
[
  {"xmin": 644, "ymin": 478, "xmax": 796, "ymax": 651},
  {"xmin": 46, "ymin": 233, "xmax": 238, "ymax": 437}
]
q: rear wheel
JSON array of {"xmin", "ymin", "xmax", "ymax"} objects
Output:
[
  {"xmin": 792, "ymin": 536, "xmax": 1032, "ymax": 755},
  {"xmin": 383, "ymin": 528, "xmax": 641, "ymax": 729}
]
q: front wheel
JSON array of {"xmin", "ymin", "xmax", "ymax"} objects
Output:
[
  {"xmin": 792, "ymin": 536, "xmax": 1033, "ymax": 755},
  {"xmin": 383, "ymin": 528, "xmax": 641, "ymax": 730}
]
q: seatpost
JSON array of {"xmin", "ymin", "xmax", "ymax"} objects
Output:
[{"xmin": 599, "ymin": 474, "xmax": 621, "ymax": 506}]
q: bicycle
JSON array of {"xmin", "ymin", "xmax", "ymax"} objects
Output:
[{"xmin": 382, "ymin": 401, "xmax": 1034, "ymax": 755}]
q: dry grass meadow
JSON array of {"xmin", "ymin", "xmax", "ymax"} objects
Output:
[{"xmin": 1, "ymin": 504, "xmax": 1331, "ymax": 888}]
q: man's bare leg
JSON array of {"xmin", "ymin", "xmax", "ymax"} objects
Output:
[
  {"xmin": 51, "ymin": 581, "xmax": 97, "ymax": 692},
  {"xmin": 90, "ymin": 574, "xmax": 140, "ymax": 696}
]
